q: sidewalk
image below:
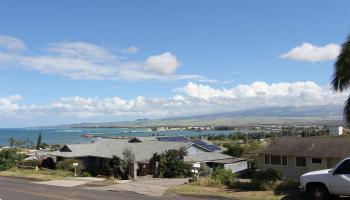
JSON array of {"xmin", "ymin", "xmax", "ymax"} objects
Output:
[{"xmin": 33, "ymin": 177, "xmax": 106, "ymax": 187}]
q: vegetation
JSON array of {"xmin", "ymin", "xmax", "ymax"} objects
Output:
[
  {"xmin": 251, "ymin": 169, "xmax": 284, "ymax": 190},
  {"xmin": 157, "ymin": 148, "xmax": 192, "ymax": 178},
  {"xmin": 7, "ymin": 137, "xmax": 34, "ymax": 148},
  {"xmin": 56, "ymin": 159, "xmax": 85, "ymax": 175},
  {"xmin": 331, "ymin": 34, "xmax": 350, "ymax": 125},
  {"xmin": 18, "ymin": 159, "xmax": 41, "ymax": 168},
  {"xmin": 149, "ymin": 152, "xmax": 161, "ymax": 177},
  {"xmin": 223, "ymin": 143, "xmax": 244, "ymax": 157},
  {"xmin": 41, "ymin": 157, "xmax": 56, "ymax": 169},
  {"xmin": 166, "ymin": 184, "xmax": 306, "ymax": 200},
  {"xmin": 0, "ymin": 148, "xmax": 26, "ymax": 171},
  {"xmin": 212, "ymin": 168, "xmax": 236, "ymax": 187},
  {"xmin": 0, "ymin": 167, "xmax": 73, "ymax": 180},
  {"xmin": 121, "ymin": 148, "xmax": 136, "ymax": 179},
  {"xmin": 198, "ymin": 164, "xmax": 212, "ymax": 177}
]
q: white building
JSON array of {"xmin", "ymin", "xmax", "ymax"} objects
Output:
[{"xmin": 329, "ymin": 126, "xmax": 343, "ymax": 136}]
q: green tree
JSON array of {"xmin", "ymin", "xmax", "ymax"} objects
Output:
[
  {"xmin": 158, "ymin": 148, "xmax": 191, "ymax": 178},
  {"xmin": 0, "ymin": 148, "xmax": 26, "ymax": 171},
  {"xmin": 331, "ymin": 34, "xmax": 350, "ymax": 124},
  {"xmin": 223, "ymin": 144, "xmax": 244, "ymax": 157},
  {"xmin": 8, "ymin": 137, "xmax": 16, "ymax": 147},
  {"xmin": 36, "ymin": 132, "xmax": 42, "ymax": 150}
]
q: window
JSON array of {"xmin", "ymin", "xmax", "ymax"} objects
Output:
[
  {"xmin": 271, "ymin": 155, "xmax": 281, "ymax": 165},
  {"xmin": 265, "ymin": 155, "xmax": 270, "ymax": 164},
  {"xmin": 282, "ymin": 156, "xmax": 288, "ymax": 166},
  {"xmin": 296, "ymin": 157, "xmax": 306, "ymax": 167},
  {"xmin": 312, "ymin": 158, "xmax": 322, "ymax": 164},
  {"xmin": 334, "ymin": 160, "xmax": 350, "ymax": 175}
]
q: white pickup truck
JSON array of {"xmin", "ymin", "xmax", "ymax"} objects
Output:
[{"xmin": 300, "ymin": 157, "xmax": 350, "ymax": 200}]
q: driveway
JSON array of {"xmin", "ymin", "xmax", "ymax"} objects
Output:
[{"xmin": 85, "ymin": 177, "xmax": 190, "ymax": 196}]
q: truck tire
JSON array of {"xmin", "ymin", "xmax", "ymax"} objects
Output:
[{"xmin": 307, "ymin": 183, "xmax": 330, "ymax": 200}]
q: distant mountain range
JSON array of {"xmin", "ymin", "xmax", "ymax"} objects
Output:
[
  {"xmin": 60, "ymin": 105, "xmax": 344, "ymax": 128},
  {"xmin": 182, "ymin": 105, "xmax": 343, "ymax": 119}
]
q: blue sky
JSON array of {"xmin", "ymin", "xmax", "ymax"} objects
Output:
[{"xmin": 0, "ymin": 0, "xmax": 350, "ymax": 127}]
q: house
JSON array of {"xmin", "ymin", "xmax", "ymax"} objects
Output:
[
  {"xmin": 329, "ymin": 126, "xmax": 343, "ymax": 136},
  {"xmin": 185, "ymin": 154, "xmax": 247, "ymax": 173},
  {"xmin": 50, "ymin": 136, "xmax": 246, "ymax": 178},
  {"xmin": 255, "ymin": 137, "xmax": 350, "ymax": 180}
]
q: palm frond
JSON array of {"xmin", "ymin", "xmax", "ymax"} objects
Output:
[
  {"xmin": 331, "ymin": 34, "xmax": 350, "ymax": 92},
  {"xmin": 344, "ymin": 95, "xmax": 350, "ymax": 126}
]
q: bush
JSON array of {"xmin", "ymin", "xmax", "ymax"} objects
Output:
[
  {"xmin": 0, "ymin": 148, "xmax": 26, "ymax": 171},
  {"xmin": 82, "ymin": 171, "xmax": 92, "ymax": 177},
  {"xmin": 41, "ymin": 157, "xmax": 56, "ymax": 169},
  {"xmin": 158, "ymin": 148, "xmax": 192, "ymax": 178},
  {"xmin": 251, "ymin": 169, "xmax": 283, "ymax": 190},
  {"xmin": 19, "ymin": 159, "xmax": 41, "ymax": 168},
  {"xmin": 275, "ymin": 180, "xmax": 299, "ymax": 191},
  {"xmin": 199, "ymin": 164, "xmax": 212, "ymax": 177},
  {"xmin": 56, "ymin": 159, "xmax": 84, "ymax": 175},
  {"xmin": 150, "ymin": 153, "xmax": 161, "ymax": 177},
  {"xmin": 212, "ymin": 168, "xmax": 236, "ymax": 186},
  {"xmin": 223, "ymin": 144, "xmax": 244, "ymax": 157},
  {"xmin": 194, "ymin": 177, "xmax": 222, "ymax": 187}
]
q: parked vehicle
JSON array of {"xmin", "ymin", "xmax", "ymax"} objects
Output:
[{"xmin": 300, "ymin": 157, "xmax": 350, "ymax": 200}]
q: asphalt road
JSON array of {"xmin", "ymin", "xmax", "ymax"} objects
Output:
[{"xmin": 0, "ymin": 177, "xmax": 201, "ymax": 200}]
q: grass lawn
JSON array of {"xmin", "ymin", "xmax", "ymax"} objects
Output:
[
  {"xmin": 166, "ymin": 184, "xmax": 307, "ymax": 200},
  {"xmin": 0, "ymin": 167, "xmax": 73, "ymax": 180}
]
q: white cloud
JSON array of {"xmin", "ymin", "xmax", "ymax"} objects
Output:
[
  {"xmin": 0, "ymin": 35, "xmax": 212, "ymax": 82},
  {"xmin": 0, "ymin": 35, "xmax": 26, "ymax": 52},
  {"xmin": 0, "ymin": 81, "xmax": 346, "ymax": 120},
  {"xmin": 122, "ymin": 46, "xmax": 139, "ymax": 54},
  {"xmin": 0, "ymin": 95, "xmax": 23, "ymax": 113},
  {"xmin": 281, "ymin": 43, "xmax": 340, "ymax": 62},
  {"xmin": 144, "ymin": 52, "xmax": 181, "ymax": 74}
]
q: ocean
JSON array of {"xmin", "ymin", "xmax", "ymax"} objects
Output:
[{"xmin": 0, "ymin": 127, "xmax": 233, "ymax": 146}]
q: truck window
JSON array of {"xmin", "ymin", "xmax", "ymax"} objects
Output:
[{"xmin": 334, "ymin": 159, "xmax": 350, "ymax": 175}]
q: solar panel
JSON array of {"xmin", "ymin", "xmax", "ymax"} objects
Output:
[
  {"xmin": 192, "ymin": 140, "xmax": 221, "ymax": 151},
  {"xmin": 157, "ymin": 136, "xmax": 189, "ymax": 142}
]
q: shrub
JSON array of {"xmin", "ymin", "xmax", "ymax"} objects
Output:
[
  {"xmin": 251, "ymin": 169, "xmax": 283, "ymax": 190},
  {"xmin": 41, "ymin": 157, "xmax": 56, "ymax": 169},
  {"xmin": 82, "ymin": 171, "xmax": 92, "ymax": 177},
  {"xmin": 56, "ymin": 159, "xmax": 84, "ymax": 175},
  {"xmin": 19, "ymin": 159, "xmax": 41, "ymax": 168},
  {"xmin": 0, "ymin": 148, "xmax": 26, "ymax": 171},
  {"xmin": 149, "ymin": 153, "xmax": 161, "ymax": 177},
  {"xmin": 275, "ymin": 180, "xmax": 299, "ymax": 191},
  {"xmin": 158, "ymin": 148, "xmax": 192, "ymax": 178},
  {"xmin": 223, "ymin": 144, "xmax": 244, "ymax": 157},
  {"xmin": 195, "ymin": 177, "xmax": 222, "ymax": 187},
  {"xmin": 199, "ymin": 164, "xmax": 212, "ymax": 177},
  {"xmin": 212, "ymin": 168, "xmax": 236, "ymax": 186}
]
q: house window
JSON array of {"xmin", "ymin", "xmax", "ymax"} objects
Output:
[
  {"xmin": 265, "ymin": 155, "xmax": 270, "ymax": 164},
  {"xmin": 282, "ymin": 156, "xmax": 288, "ymax": 166},
  {"xmin": 312, "ymin": 158, "xmax": 322, "ymax": 164},
  {"xmin": 271, "ymin": 155, "xmax": 281, "ymax": 165},
  {"xmin": 296, "ymin": 157, "xmax": 306, "ymax": 167}
]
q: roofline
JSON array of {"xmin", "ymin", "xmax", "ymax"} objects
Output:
[{"xmin": 255, "ymin": 152, "xmax": 349, "ymax": 159}]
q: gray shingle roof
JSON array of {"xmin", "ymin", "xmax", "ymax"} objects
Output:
[
  {"xmin": 255, "ymin": 136, "xmax": 350, "ymax": 158},
  {"xmin": 50, "ymin": 139, "xmax": 190, "ymax": 162}
]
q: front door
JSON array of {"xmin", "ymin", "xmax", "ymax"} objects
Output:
[{"xmin": 331, "ymin": 159, "xmax": 350, "ymax": 195}]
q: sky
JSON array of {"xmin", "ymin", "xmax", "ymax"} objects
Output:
[{"xmin": 0, "ymin": 0, "xmax": 350, "ymax": 127}]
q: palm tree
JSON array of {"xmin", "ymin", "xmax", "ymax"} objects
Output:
[{"xmin": 331, "ymin": 34, "xmax": 350, "ymax": 124}]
